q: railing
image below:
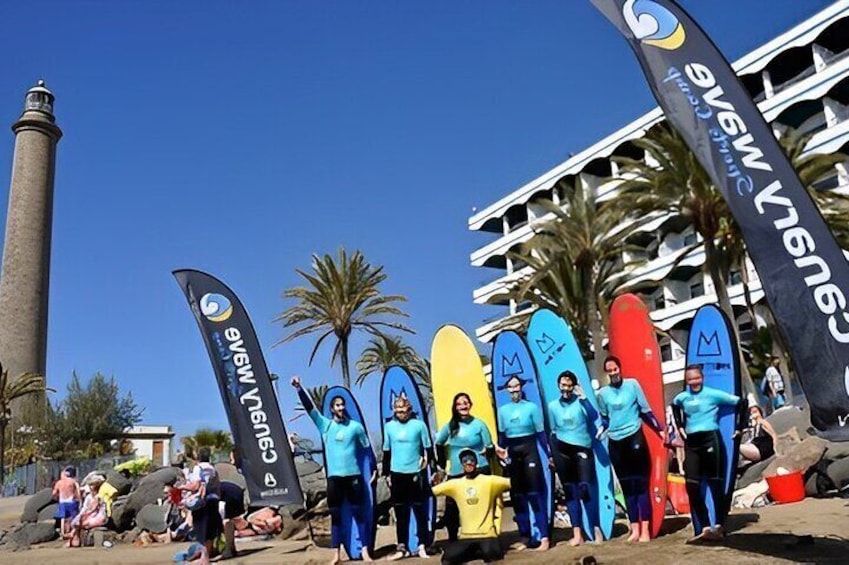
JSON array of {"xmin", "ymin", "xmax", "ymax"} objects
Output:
[{"xmin": 2, "ymin": 455, "xmax": 134, "ymax": 497}]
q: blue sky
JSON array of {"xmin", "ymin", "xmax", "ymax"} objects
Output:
[{"xmin": 0, "ymin": 1, "xmax": 832, "ymax": 449}]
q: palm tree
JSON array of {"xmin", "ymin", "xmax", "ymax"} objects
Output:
[
  {"xmin": 275, "ymin": 248, "xmax": 413, "ymax": 389},
  {"xmin": 492, "ymin": 176, "xmax": 646, "ymax": 377},
  {"xmin": 0, "ymin": 369, "xmax": 47, "ymax": 486},
  {"xmin": 180, "ymin": 428, "xmax": 233, "ymax": 460},
  {"xmin": 355, "ymin": 333, "xmax": 429, "ymax": 388},
  {"xmin": 615, "ymin": 124, "xmax": 736, "ymax": 322}
]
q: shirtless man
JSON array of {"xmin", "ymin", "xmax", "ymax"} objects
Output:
[{"xmin": 53, "ymin": 466, "xmax": 81, "ymax": 538}]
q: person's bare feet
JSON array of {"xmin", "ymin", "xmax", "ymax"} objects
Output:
[
  {"xmin": 639, "ymin": 533, "xmax": 651, "ymax": 543},
  {"xmin": 509, "ymin": 540, "xmax": 528, "ymax": 552},
  {"xmin": 361, "ymin": 547, "xmax": 373, "ymax": 562},
  {"xmin": 416, "ymin": 545, "xmax": 430, "ymax": 559},
  {"xmin": 534, "ymin": 538, "xmax": 550, "ymax": 551},
  {"xmin": 568, "ymin": 536, "xmax": 584, "ymax": 547},
  {"xmin": 330, "ymin": 548, "xmax": 341, "ymax": 565}
]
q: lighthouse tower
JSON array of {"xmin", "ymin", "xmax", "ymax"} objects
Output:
[{"xmin": 0, "ymin": 80, "xmax": 62, "ymax": 416}]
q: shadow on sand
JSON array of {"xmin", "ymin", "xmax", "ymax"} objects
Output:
[{"xmin": 720, "ymin": 532, "xmax": 849, "ymax": 563}]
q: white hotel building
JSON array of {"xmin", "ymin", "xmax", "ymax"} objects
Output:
[{"xmin": 468, "ymin": 1, "xmax": 849, "ymax": 396}]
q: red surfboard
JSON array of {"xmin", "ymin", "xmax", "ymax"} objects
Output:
[{"xmin": 608, "ymin": 293, "xmax": 668, "ymax": 538}]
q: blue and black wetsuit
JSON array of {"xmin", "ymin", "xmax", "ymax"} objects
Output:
[
  {"xmin": 596, "ymin": 378, "xmax": 662, "ymax": 524},
  {"xmin": 435, "ymin": 417, "xmax": 494, "ymax": 541},
  {"xmin": 299, "ymin": 388, "xmax": 371, "ymax": 550},
  {"xmin": 548, "ymin": 394, "xmax": 596, "ymax": 535},
  {"xmin": 671, "ymin": 386, "xmax": 742, "ymax": 533},
  {"xmin": 382, "ymin": 417, "xmax": 434, "ymax": 550},
  {"xmin": 497, "ymin": 399, "xmax": 551, "ymax": 540}
]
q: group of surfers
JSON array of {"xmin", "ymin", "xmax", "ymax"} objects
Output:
[{"xmin": 291, "ymin": 354, "xmax": 746, "ymax": 564}]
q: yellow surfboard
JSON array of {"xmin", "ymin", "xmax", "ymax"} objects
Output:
[{"xmin": 431, "ymin": 324, "xmax": 502, "ymax": 531}]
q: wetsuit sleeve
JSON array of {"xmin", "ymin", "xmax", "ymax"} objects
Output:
[
  {"xmin": 382, "ymin": 450, "xmax": 392, "ymax": 477},
  {"xmin": 579, "ymin": 398, "xmax": 599, "ymax": 434},
  {"xmin": 435, "ymin": 424, "xmax": 449, "ymax": 445},
  {"xmin": 420, "ymin": 422, "xmax": 432, "ymax": 448},
  {"xmin": 298, "ymin": 388, "xmax": 329, "ymax": 433},
  {"xmin": 531, "ymin": 404, "xmax": 545, "ymax": 433},
  {"xmin": 632, "ymin": 380, "xmax": 652, "ymax": 414},
  {"xmin": 492, "ymin": 476, "xmax": 512, "ymax": 495},
  {"xmin": 640, "ymin": 410, "xmax": 664, "ymax": 433},
  {"xmin": 435, "ymin": 445, "xmax": 447, "ymax": 469},
  {"xmin": 596, "ymin": 390, "xmax": 610, "ymax": 429},
  {"xmin": 356, "ymin": 423, "xmax": 370, "ymax": 449},
  {"xmin": 671, "ymin": 403, "xmax": 686, "ymax": 430},
  {"xmin": 710, "ymin": 388, "xmax": 742, "ymax": 406},
  {"xmin": 479, "ymin": 420, "xmax": 494, "ymax": 448},
  {"xmin": 735, "ymin": 398, "xmax": 749, "ymax": 432},
  {"xmin": 426, "ymin": 446, "xmax": 437, "ymax": 470},
  {"xmin": 431, "ymin": 480, "xmax": 451, "ymax": 498}
]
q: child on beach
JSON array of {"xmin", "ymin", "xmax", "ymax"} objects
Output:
[
  {"xmin": 52, "ymin": 466, "xmax": 81, "ymax": 538},
  {"xmin": 68, "ymin": 477, "xmax": 108, "ymax": 547}
]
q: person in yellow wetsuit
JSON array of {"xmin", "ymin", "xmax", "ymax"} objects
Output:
[{"xmin": 431, "ymin": 448, "xmax": 510, "ymax": 564}]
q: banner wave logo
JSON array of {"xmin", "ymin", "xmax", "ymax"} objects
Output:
[
  {"xmin": 622, "ymin": 0, "xmax": 685, "ymax": 50},
  {"xmin": 200, "ymin": 293, "xmax": 233, "ymax": 322}
]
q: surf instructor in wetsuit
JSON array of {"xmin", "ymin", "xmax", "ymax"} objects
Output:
[
  {"xmin": 596, "ymin": 355, "xmax": 664, "ymax": 543},
  {"xmin": 494, "ymin": 375, "xmax": 551, "ymax": 551},
  {"xmin": 291, "ymin": 377, "xmax": 373, "ymax": 564},
  {"xmin": 671, "ymin": 364, "xmax": 744, "ymax": 542}
]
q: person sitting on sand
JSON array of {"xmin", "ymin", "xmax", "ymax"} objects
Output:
[
  {"xmin": 68, "ymin": 477, "xmax": 108, "ymax": 547},
  {"xmin": 232, "ymin": 506, "xmax": 284, "ymax": 538},
  {"xmin": 739, "ymin": 405, "xmax": 776, "ymax": 464},
  {"xmin": 53, "ymin": 466, "xmax": 81, "ymax": 538},
  {"xmin": 431, "ymin": 448, "xmax": 511, "ymax": 565}
]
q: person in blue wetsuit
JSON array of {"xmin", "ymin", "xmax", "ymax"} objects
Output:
[
  {"xmin": 291, "ymin": 377, "xmax": 373, "ymax": 564},
  {"xmin": 382, "ymin": 395, "xmax": 434, "ymax": 560},
  {"xmin": 596, "ymin": 356, "xmax": 664, "ymax": 543},
  {"xmin": 494, "ymin": 375, "xmax": 551, "ymax": 551},
  {"xmin": 547, "ymin": 370, "xmax": 597, "ymax": 546},
  {"xmin": 434, "ymin": 392, "xmax": 495, "ymax": 542},
  {"xmin": 671, "ymin": 364, "xmax": 745, "ymax": 542}
]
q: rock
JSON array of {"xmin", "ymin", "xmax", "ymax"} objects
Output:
[
  {"xmin": 36, "ymin": 503, "xmax": 59, "ymax": 523},
  {"xmin": 278, "ymin": 506, "xmax": 308, "ymax": 540},
  {"xmin": 826, "ymin": 457, "xmax": 849, "ymax": 490},
  {"xmin": 766, "ymin": 406, "xmax": 812, "ymax": 438},
  {"xmin": 136, "ymin": 503, "xmax": 168, "ymax": 533},
  {"xmin": 126, "ymin": 467, "xmax": 183, "ymax": 513},
  {"xmin": 763, "ymin": 436, "xmax": 828, "ymax": 477},
  {"xmin": 111, "ymin": 499, "xmax": 134, "ymax": 532},
  {"xmin": 214, "ymin": 463, "xmax": 246, "ymax": 490},
  {"xmin": 823, "ymin": 440, "xmax": 849, "ymax": 461},
  {"xmin": 737, "ymin": 458, "xmax": 773, "ymax": 489},
  {"xmin": 6, "ymin": 523, "xmax": 58, "ymax": 547},
  {"xmin": 773, "ymin": 427, "xmax": 803, "ymax": 457},
  {"xmin": 21, "ymin": 488, "xmax": 55, "ymax": 523},
  {"xmin": 106, "ymin": 469, "xmax": 133, "ymax": 496},
  {"xmin": 296, "ymin": 460, "xmax": 321, "ymax": 477}
]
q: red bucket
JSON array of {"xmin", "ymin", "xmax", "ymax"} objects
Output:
[{"xmin": 765, "ymin": 470, "xmax": 805, "ymax": 504}]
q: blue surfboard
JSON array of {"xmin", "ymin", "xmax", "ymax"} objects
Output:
[
  {"xmin": 685, "ymin": 304, "xmax": 741, "ymax": 534},
  {"xmin": 380, "ymin": 366, "xmax": 436, "ymax": 549},
  {"xmin": 322, "ymin": 386, "xmax": 376, "ymax": 559},
  {"xmin": 527, "ymin": 309, "xmax": 615, "ymax": 541},
  {"xmin": 491, "ymin": 330, "xmax": 553, "ymax": 544}
]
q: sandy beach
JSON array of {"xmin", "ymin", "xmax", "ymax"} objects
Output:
[{"xmin": 2, "ymin": 496, "xmax": 848, "ymax": 564}]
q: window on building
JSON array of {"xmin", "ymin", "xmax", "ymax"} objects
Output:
[
  {"xmin": 683, "ymin": 231, "xmax": 698, "ymax": 247},
  {"xmin": 689, "ymin": 279, "xmax": 704, "ymax": 299},
  {"xmin": 654, "ymin": 292, "xmax": 665, "ymax": 310},
  {"xmin": 660, "ymin": 340, "xmax": 673, "ymax": 362}
]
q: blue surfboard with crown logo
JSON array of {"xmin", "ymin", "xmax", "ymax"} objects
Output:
[
  {"xmin": 527, "ymin": 309, "xmax": 615, "ymax": 541},
  {"xmin": 491, "ymin": 330, "xmax": 553, "ymax": 545},
  {"xmin": 685, "ymin": 304, "xmax": 741, "ymax": 534},
  {"xmin": 380, "ymin": 366, "xmax": 436, "ymax": 549},
  {"xmin": 322, "ymin": 386, "xmax": 376, "ymax": 559}
]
